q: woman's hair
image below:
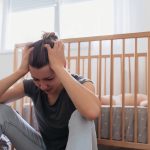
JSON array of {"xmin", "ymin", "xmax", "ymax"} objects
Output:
[{"xmin": 29, "ymin": 32, "xmax": 58, "ymax": 68}]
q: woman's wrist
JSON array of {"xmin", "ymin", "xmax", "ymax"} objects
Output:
[
  {"xmin": 15, "ymin": 68, "xmax": 28, "ymax": 77},
  {"xmin": 51, "ymin": 65, "xmax": 65, "ymax": 74}
]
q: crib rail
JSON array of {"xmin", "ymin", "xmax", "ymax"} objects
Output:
[{"xmin": 13, "ymin": 31, "xmax": 150, "ymax": 149}]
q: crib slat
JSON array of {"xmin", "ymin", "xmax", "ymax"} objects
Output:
[
  {"xmin": 82, "ymin": 59, "xmax": 85, "ymax": 76},
  {"xmin": 88, "ymin": 41, "xmax": 91, "ymax": 79},
  {"xmin": 128, "ymin": 57, "xmax": 131, "ymax": 93},
  {"xmin": 134, "ymin": 38, "xmax": 138, "ymax": 143},
  {"xmin": 96, "ymin": 58, "xmax": 99, "ymax": 94},
  {"xmin": 98, "ymin": 40, "xmax": 102, "ymax": 139},
  {"xmin": 77, "ymin": 42, "xmax": 80, "ymax": 74},
  {"xmin": 109, "ymin": 39, "xmax": 114, "ymax": 140},
  {"xmin": 104, "ymin": 58, "xmax": 107, "ymax": 95},
  {"xmin": 67, "ymin": 43, "xmax": 71, "ymax": 70},
  {"xmin": 148, "ymin": 37, "xmax": 150, "ymax": 144},
  {"xmin": 98, "ymin": 41, "xmax": 102, "ymax": 97},
  {"xmin": 145, "ymin": 56, "xmax": 147, "ymax": 94},
  {"xmin": 121, "ymin": 39, "xmax": 125, "ymax": 141}
]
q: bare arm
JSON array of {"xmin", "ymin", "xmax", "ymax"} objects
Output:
[
  {"xmin": 54, "ymin": 67, "xmax": 100, "ymax": 120},
  {"xmin": 0, "ymin": 81, "xmax": 25, "ymax": 103},
  {"xmin": 45, "ymin": 41, "xmax": 100, "ymax": 120},
  {"xmin": 0, "ymin": 44, "xmax": 33, "ymax": 103}
]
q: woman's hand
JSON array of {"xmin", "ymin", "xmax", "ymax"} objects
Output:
[
  {"xmin": 44, "ymin": 40, "xmax": 66, "ymax": 71},
  {"xmin": 18, "ymin": 43, "xmax": 33, "ymax": 74}
]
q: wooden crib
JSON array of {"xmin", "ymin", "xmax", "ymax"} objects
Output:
[{"xmin": 13, "ymin": 31, "xmax": 150, "ymax": 149}]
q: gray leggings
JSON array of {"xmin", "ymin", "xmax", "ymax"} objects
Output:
[{"xmin": 0, "ymin": 104, "xmax": 98, "ymax": 150}]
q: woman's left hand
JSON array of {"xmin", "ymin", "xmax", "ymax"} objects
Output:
[{"xmin": 44, "ymin": 40, "xmax": 66, "ymax": 71}]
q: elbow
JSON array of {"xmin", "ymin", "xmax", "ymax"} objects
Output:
[{"xmin": 85, "ymin": 107, "xmax": 100, "ymax": 120}]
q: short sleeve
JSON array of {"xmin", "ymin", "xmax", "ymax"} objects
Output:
[
  {"xmin": 23, "ymin": 79, "xmax": 38, "ymax": 98},
  {"xmin": 72, "ymin": 74, "xmax": 93, "ymax": 84}
]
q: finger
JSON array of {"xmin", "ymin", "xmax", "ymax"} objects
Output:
[
  {"xmin": 58, "ymin": 40, "xmax": 64, "ymax": 51},
  {"xmin": 60, "ymin": 41, "xmax": 64, "ymax": 49},
  {"xmin": 44, "ymin": 44, "xmax": 52, "ymax": 50},
  {"xmin": 57, "ymin": 40, "xmax": 61, "ymax": 47},
  {"xmin": 28, "ymin": 47, "xmax": 34, "ymax": 53},
  {"xmin": 25, "ymin": 42, "xmax": 34, "ymax": 49},
  {"xmin": 23, "ymin": 46, "xmax": 34, "ymax": 54},
  {"xmin": 22, "ymin": 47, "xmax": 34, "ymax": 58},
  {"xmin": 56, "ymin": 40, "xmax": 63, "ymax": 49},
  {"xmin": 53, "ymin": 41, "xmax": 59, "ymax": 49},
  {"xmin": 44, "ymin": 44, "xmax": 50, "ymax": 49}
]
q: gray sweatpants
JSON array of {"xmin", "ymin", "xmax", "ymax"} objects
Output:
[{"xmin": 0, "ymin": 104, "xmax": 98, "ymax": 150}]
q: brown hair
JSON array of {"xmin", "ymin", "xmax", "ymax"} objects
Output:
[{"xmin": 29, "ymin": 32, "xmax": 58, "ymax": 68}]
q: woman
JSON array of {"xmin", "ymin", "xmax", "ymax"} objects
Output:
[{"xmin": 0, "ymin": 33, "xmax": 100, "ymax": 150}]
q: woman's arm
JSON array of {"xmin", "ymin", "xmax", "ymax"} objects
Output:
[
  {"xmin": 0, "ymin": 70, "xmax": 26, "ymax": 97},
  {"xmin": 45, "ymin": 41, "xmax": 100, "ymax": 120},
  {"xmin": 54, "ymin": 67, "xmax": 100, "ymax": 120},
  {"xmin": 0, "ymin": 45, "xmax": 33, "ymax": 103}
]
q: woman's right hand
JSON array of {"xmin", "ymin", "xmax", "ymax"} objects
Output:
[{"xmin": 18, "ymin": 43, "xmax": 34, "ymax": 74}]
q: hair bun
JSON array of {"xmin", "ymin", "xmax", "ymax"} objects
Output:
[
  {"xmin": 42, "ymin": 32, "xmax": 58, "ymax": 48},
  {"xmin": 49, "ymin": 32, "xmax": 55, "ymax": 36},
  {"xmin": 42, "ymin": 32, "xmax": 57, "ymax": 40}
]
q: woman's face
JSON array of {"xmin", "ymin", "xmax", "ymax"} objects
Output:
[{"xmin": 29, "ymin": 65, "xmax": 61, "ymax": 94}]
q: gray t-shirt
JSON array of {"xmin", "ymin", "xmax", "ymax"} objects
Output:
[{"xmin": 23, "ymin": 74, "xmax": 90, "ymax": 150}]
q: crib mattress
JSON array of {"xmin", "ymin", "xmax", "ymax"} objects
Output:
[
  {"xmin": 100, "ymin": 106, "xmax": 147, "ymax": 143},
  {"xmin": 22, "ymin": 104, "xmax": 148, "ymax": 143}
]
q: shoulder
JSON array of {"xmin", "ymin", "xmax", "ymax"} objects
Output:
[
  {"xmin": 72, "ymin": 74, "xmax": 95, "ymax": 93},
  {"xmin": 23, "ymin": 79, "xmax": 39, "ymax": 96},
  {"xmin": 23, "ymin": 79, "xmax": 35, "ymax": 88}
]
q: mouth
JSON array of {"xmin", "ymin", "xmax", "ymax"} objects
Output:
[
  {"xmin": 44, "ymin": 89, "xmax": 50, "ymax": 93},
  {"xmin": 44, "ymin": 88, "xmax": 52, "ymax": 93}
]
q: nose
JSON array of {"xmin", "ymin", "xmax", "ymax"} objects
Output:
[{"xmin": 38, "ymin": 81, "xmax": 48, "ymax": 91}]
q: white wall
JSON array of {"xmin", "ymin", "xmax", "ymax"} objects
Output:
[
  {"xmin": 0, "ymin": 52, "xmax": 13, "ymax": 79},
  {"xmin": 129, "ymin": 0, "xmax": 150, "ymax": 32},
  {"xmin": 114, "ymin": 0, "xmax": 150, "ymax": 34}
]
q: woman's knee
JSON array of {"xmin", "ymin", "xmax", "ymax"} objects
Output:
[
  {"xmin": 69, "ymin": 110, "xmax": 94, "ymax": 130},
  {"xmin": 0, "ymin": 104, "xmax": 13, "ymax": 113}
]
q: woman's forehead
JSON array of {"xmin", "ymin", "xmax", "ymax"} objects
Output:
[{"xmin": 29, "ymin": 65, "xmax": 55, "ymax": 78}]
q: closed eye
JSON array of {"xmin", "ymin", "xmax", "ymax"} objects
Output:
[
  {"xmin": 45, "ymin": 77, "xmax": 54, "ymax": 81},
  {"xmin": 32, "ymin": 76, "xmax": 55, "ymax": 82},
  {"xmin": 33, "ymin": 78, "xmax": 39, "ymax": 82}
]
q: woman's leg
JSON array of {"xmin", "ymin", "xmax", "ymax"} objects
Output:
[
  {"xmin": 66, "ymin": 110, "xmax": 98, "ymax": 150},
  {"xmin": 0, "ymin": 104, "xmax": 46, "ymax": 150}
]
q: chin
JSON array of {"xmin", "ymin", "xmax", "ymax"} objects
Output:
[{"xmin": 45, "ymin": 89, "xmax": 54, "ymax": 94}]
